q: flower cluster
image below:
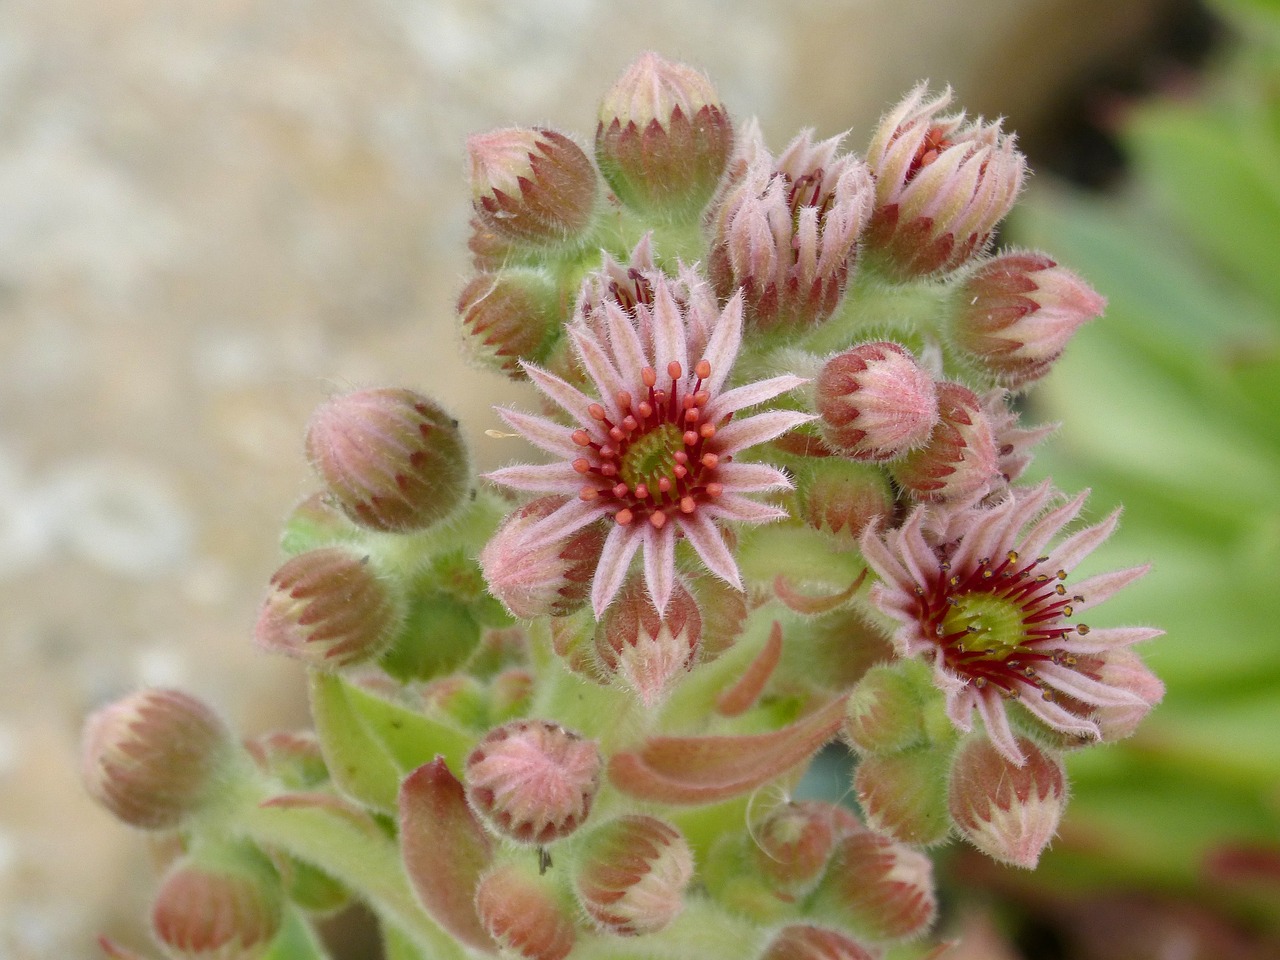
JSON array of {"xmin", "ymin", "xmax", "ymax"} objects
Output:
[{"xmin": 81, "ymin": 51, "xmax": 1158, "ymax": 960}]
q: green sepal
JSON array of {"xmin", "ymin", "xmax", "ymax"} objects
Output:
[{"xmin": 259, "ymin": 908, "xmax": 333, "ymax": 960}]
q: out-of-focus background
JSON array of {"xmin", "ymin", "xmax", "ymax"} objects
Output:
[{"xmin": 2, "ymin": 0, "xmax": 1278, "ymax": 957}]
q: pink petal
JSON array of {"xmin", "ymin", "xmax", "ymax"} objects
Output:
[
  {"xmin": 704, "ymin": 493, "xmax": 788, "ymax": 525},
  {"xmin": 1037, "ymin": 662, "xmax": 1148, "ymax": 707},
  {"xmin": 524, "ymin": 498, "xmax": 607, "ymax": 550},
  {"xmin": 604, "ymin": 301, "xmax": 648, "ymax": 381},
  {"xmin": 592, "ymin": 523, "xmax": 643, "ymax": 617},
  {"xmin": 570, "ymin": 325, "xmax": 630, "ymax": 421},
  {"xmin": 651, "ymin": 279, "xmax": 689, "ymax": 373},
  {"xmin": 706, "ymin": 374, "xmax": 808, "ymax": 419},
  {"xmin": 1047, "ymin": 508, "xmax": 1120, "ymax": 574},
  {"xmin": 973, "ymin": 691, "xmax": 1026, "ymax": 766},
  {"xmin": 860, "ymin": 526, "xmax": 915, "ymax": 592},
  {"xmin": 714, "ymin": 409, "xmax": 816, "ymax": 455},
  {"xmin": 483, "ymin": 462, "xmax": 583, "ymax": 493},
  {"xmin": 1016, "ymin": 691, "xmax": 1101, "ymax": 743},
  {"xmin": 524, "ymin": 363, "xmax": 597, "ymax": 427},
  {"xmin": 699, "ymin": 293, "xmax": 744, "ymax": 396},
  {"xmin": 678, "ymin": 511, "xmax": 742, "ymax": 588},
  {"xmin": 495, "ymin": 408, "xmax": 580, "ymax": 458},
  {"xmin": 1073, "ymin": 565, "xmax": 1150, "ymax": 612},
  {"xmin": 642, "ymin": 521, "xmax": 677, "ymax": 615},
  {"xmin": 1018, "ymin": 488, "xmax": 1089, "ymax": 562},
  {"xmin": 1056, "ymin": 626, "xmax": 1164, "ymax": 654},
  {"xmin": 715, "ymin": 462, "xmax": 793, "ymax": 492}
]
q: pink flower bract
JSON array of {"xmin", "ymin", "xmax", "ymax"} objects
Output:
[{"xmin": 486, "ymin": 274, "xmax": 810, "ymax": 617}]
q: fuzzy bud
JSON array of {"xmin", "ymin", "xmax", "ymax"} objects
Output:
[
  {"xmin": 760, "ymin": 925, "xmax": 878, "ymax": 960},
  {"xmin": 948, "ymin": 734, "xmax": 1067, "ymax": 869},
  {"xmin": 465, "ymin": 720, "xmax": 601, "ymax": 844},
  {"xmin": 254, "ymin": 547, "xmax": 405, "ymax": 668},
  {"xmin": 305, "ymin": 388, "xmax": 468, "ymax": 533},
  {"xmin": 596, "ymin": 52, "xmax": 733, "ymax": 219},
  {"xmin": 811, "ymin": 831, "xmax": 938, "ymax": 941},
  {"xmin": 843, "ymin": 661, "xmax": 930, "ymax": 755},
  {"xmin": 953, "ymin": 252, "xmax": 1105, "ymax": 386},
  {"xmin": 475, "ymin": 863, "xmax": 577, "ymax": 960},
  {"xmin": 794, "ymin": 458, "xmax": 894, "ymax": 547},
  {"xmin": 481, "ymin": 497, "xmax": 605, "ymax": 620},
  {"xmin": 594, "ymin": 575, "xmax": 701, "ymax": 708},
  {"xmin": 242, "ymin": 731, "xmax": 328, "ymax": 790},
  {"xmin": 575, "ymin": 815, "xmax": 694, "ymax": 935},
  {"xmin": 889, "ymin": 381, "xmax": 999, "ymax": 501},
  {"xmin": 82, "ymin": 689, "xmax": 234, "ymax": 830},
  {"xmin": 457, "ymin": 269, "xmax": 562, "ymax": 377},
  {"xmin": 151, "ymin": 848, "xmax": 283, "ymax": 960},
  {"xmin": 468, "ymin": 127, "xmax": 598, "ymax": 246},
  {"xmin": 689, "ymin": 575, "xmax": 750, "ymax": 661},
  {"xmin": 751, "ymin": 801, "xmax": 842, "ymax": 893},
  {"xmin": 854, "ymin": 747, "xmax": 952, "ymax": 846},
  {"xmin": 865, "ymin": 84, "xmax": 1026, "ymax": 279},
  {"xmin": 816, "ymin": 342, "xmax": 939, "ymax": 461}
]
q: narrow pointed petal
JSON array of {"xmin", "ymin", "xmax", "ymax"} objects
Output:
[
  {"xmin": 651, "ymin": 279, "xmax": 689, "ymax": 373},
  {"xmin": 1037, "ymin": 662, "xmax": 1148, "ymax": 707},
  {"xmin": 484, "ymin": 462, "xmax": 583, "ymax": 493},
  {"xmin": 592, "ymin": 524, "xmax": 643, "ymax": 617},
  {"xmin": 678, "ymin": 512, "xmax": 741, "ymax": 588},
  {"xmin": 605, "ymin": 301, "xmax": 648, "ymax": 381},
  {"xmin": 1073, "ymin": 565, "xmax": 1150, "ymax": 612},
  {"xmin": 1016, "ymin": 692, "xmax": 1101, "ymax": 742},
  {"xmin": 571, "ymin": 325, "xmax": 631, "ymax": 421},
  {"xmin": 496, "ymin": 408, "xmax": 580, "ymax": 458},
  {"xmin": 707, "ymin": 375, "xmax": 808, "ymax": 419},
  {"xmin": 715, "ymin": 409, "xmax": 816, "ymax": 455},
  {"xmin": 705, "ymin": 493, "xmax": 788, "ymax": 525},
  {"xmin": 642, "ymin": 522, "xmax": 677, "ymax": 615},
  {"xmin": 715, "ymin": 462, "xmax": 793, "ymax": 492},
  {"xmin": 524, "ymin": 498, "xmax": 607, "ymax": 550},
  {"xmin": 699, "ymin": 293, "xmax": 743, "ymax": 396},
  {"xmin": 974, "ymin": 691, "xmax": 1026, "ymax": 766},
  {"xmin": 524, "ymin": 363, "xmax": 598, "ymax": 426},
  {"xmin": 1017, "ymin": 489, "xmax": 1089, "ymax": 562},
  {"xmin": 1054, "ymin": 626, "xmax": 1164, "ymax": 654},
  {"xmin": 1047, "ymin": 509, "xmax": 1120, "ymax": 573}
]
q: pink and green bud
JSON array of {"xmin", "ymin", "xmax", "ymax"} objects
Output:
[
  {"xmin": 267, "ymin": 852, "xmax": 349, "ymax": 916},
  {"xmin": 254, "ymin": 547, "xmax": 405, "ymax": 668},
  {"xmin": 489, "ymin": 668, "xmax": 535, "ymax": 725},
  {"xmin": 760, "ymin": 924, "xmax": 878, "ymax": 960},
  {"xmin": 865, "ymin": 85, "xmax": 1026, "ymax": 279},
  {"xmin": 242, "ymin": 730, "xmax": 328, "ymax": 789},
  {"xmin": 150, "ymin": 848, "xmax": 283, "ymax": 960},
  {"xmin": 419, "ymin": 675, "xmax": 490, "ymax": 730},
  {"xmin": 948, "ymin": 734, "xmax": 1067, "ymax": 869},
  {"xmin": 594, "ymin": 575, "xmax": 702, "ymax": 708},
  {"xmin": 811, "ymin": 831, "xmax": 937, "ymax": 941},
  {"xmin": 854, "ymin": 747, "xmax": 952, "ymax": 847},
  {"xmin": 574, "ymin": 815, "xmax": 694, "ymax": 935},
  {"xmin": 305, "ymin": 388, "xmax": 469, "ymax": 533},
  {"xmin": 843, "ymin": 662, "xmax": 930, "ymax": 756},
  {"xmin": 795, "ymin": 458, "xmax": 895, "ymax": 547},
  {"xmin": 708, "ymin": 128, "xmax": 874, "ymax": 329},
  {"xmin": 465, "ymin": 719, "xmax": 601, "ymax": 844},
  {"xmin": 399, "ymin": 758, "xmax": 496, "ymax": 952},
  {"xmin": 751, "ymin": 801, "xmax": 842, "ymax": 893},
  {"xmin": 689, "ymin": 575, "xmax": 750, "ymax": 662},
  {"xmin": 889, "ymin": 382, "xmax": 999, "ymax": 501},
  {"xmin": 815, "ymin": 342, "xmax": 939, "ymax": 461},
  {"xmin": 278, "ymin": 491, "xmax": 360, "ymax": 555},
  {"xmin": 82, "ymin": 689, "xmax": 235, "ymax": 830},
  {"xmin": 596, "ymin": 51, "xmax": 733, "ymax": 219},
  {"xmin": 952, "ymin": 252, "xmax": 1105, "ymax": 387},
  {"xmin": 468, "ymin": 127, "xmax": 598, "ymax": 246},
  {"xmin": 457, "ymin": 269, "xmax": 563, "ymax": 377},
  {"xmin": 480, "ymin": 497, "xmax": 605, "ymax": 620},
  {"xmin": 475, "ymin": 863, "xmax": 577, "ymax": 960},
  {"xmin": 1092, "ymin": 649, "xmax": 1164, "ymax": 741},
  {"xmin": 550, "ymin": 609, "xmax": 608, "ymax": 681}
]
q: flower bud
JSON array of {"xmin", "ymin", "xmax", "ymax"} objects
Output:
[
  {"xmin": 596, "ymin": 52, "xmax": 733, "ymax": 219},
  {"xmin": 795, "ymin": 458, "xmax": 895, "ymax": 547},
  {"xmin": 480, "ymin": 497, "xmax": 605, "ymax": 620},
  {"xmin": 278, "ymin": 491, "xmax": 359, "ymax": 555},
  {"xmin": 1093, "ymin": 649, "xmax": 1164, "ymax": 741},
  {"xmin": 594, "ymin": 575, "xmax": 701, "ymax": 708},
  {"xmin": 242, "ymin": 730, "xmax": 328, "ymax": 789},
  {"xmin": 948, "ymin": 734, "xmax": 1066, "ymax": 869},
  {"xmin": 953, "ymin": 252, "xmax": 1105, "ymax": 387},
  {"xmin": 549, "ymin": 608, "xmax": 607, "ymax": 681},
  {"xmin": 889, "ymin": 381, "xmax": 999, "ymax": 501},
  {"xmin": 751, "ymin": 801, "xmax": 841, "ymax": 893},
  {"xmin": 865, "ymin": 85, "xmax": 1026, "ymax": 279},
  {"xmin": 760, "ymin": 924, "xmax": 878, "ymax": 960},
  {"xmin": 254, "ymin": 547, "xmax": 405, "ymax": 668},
  {"xmin": 269, "ymin": 852, "xmax": 349, "ymax": 916},
  {"xmin": 811, "ymin": 831, "xmax": 937, "ymax": 941},
  {"xmin": 489, "ymin": 668, "xmax": 535, "ymax": 725},
  {"xmin": 468, "ymin": 127, "xmax": 598, "ymax": 246},
  {"xmin": 689, "ymin": 575, "xmax": 749, "ymax": 662},
  {"xmin": 305, "ymin": 388, "xmax": 469, "ymax": 533},
  {"xmin": 457, "ymin": 268, "xmax": 563, "ymax": 377},
  {"xmin": 843, "ymin": 662, "xmax": 930, "ymax": 756},
  {"xmin": 575, "ymin": 815, "xmax": 694, "ymax": 935},
  {"xmin": 465, "ymin": 719, "xmax": 601, "ymax": 844},
  {"xmin": 816, "ymin": 342, "xmax": 939, "ymax": 461},
  {"xmin": 151, "ymin": 848, "xmax": 283, "ymax": 960},
  {"xmin": 854, "ymin": 747, "xmax": 952, "ymax": 846},
  {"xmin": 708, "ymin": 127, "xmax": 874, "ymax": 330},
  {"xmin": 82, "ymin": 689, "xmax": 234, "ymax": 830},
  {"xmin": 418, "ymin": 675, "xmax": 489, "ymax": 730},
  {"xmin": 475, "ymin": 863, "xmax": 577, "ymax": 960}
]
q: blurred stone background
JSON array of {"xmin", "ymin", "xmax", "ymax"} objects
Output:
[{"xmin": 0, "ymin": 0, "xmax": 1204, "ymax": 955}]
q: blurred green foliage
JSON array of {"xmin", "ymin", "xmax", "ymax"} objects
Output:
[{"xmin": 1010, "ymin": 0, "xmax": 1280, "ymax": 927}]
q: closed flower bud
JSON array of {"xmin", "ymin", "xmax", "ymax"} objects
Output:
[
  {"xmin": 242, "ymin": 731, "xmax": 327, "ymax": 789},
  {"xmin": 760, "ymin": 924, "xmax": 878, "ymax": 960},
  {"xmin": 305, "ymin": 388, "xmax": 469, "ymax": 533},
  {"xmin": 465, "ymin": 720, "xmax": 601, "ymax": 845},
  {"xmin": 843, "ymin": 662, "xmax": 929, "ymax": 756},
  {"xmin": 480, "ymin": 497, "xmax": 605, "ymax": 620},
  {"xmin": 854, "ymin": 747, "xmax": 952, "ymax": 846},
  {"xmin": 489, "ymin": 668, "xmax": 535, "ymax": 725},
  {"xmin": 709, "ymin": 127, "xmax": 874, "ymax": 330},
  {"xmin": 475, "ymin": 863, "xmax": 577, "ymax": 960},
  {"xmin": 816, "ymin": 342, "xmax": 939, "ymax": 461},
  {"xmin": 457, "ymin": 268, "xmax": 563, "ymax": 377},
  {"xmin": 948, "ymin": 734, "xmax": 1067, "ymax": 869},
  {"xmin": 278, "ymin": 491, "xmax": 359, "ymax": 556},
  {"xmin": 811, "ymin": 831, "xmax": 938, "ymax": 941},
  {"xmin": 791, "ymin": 458, "xmax": 891, "ymax": 553},
  {"xmin": 953, "ymin": 252, "xmax": 1105, "ymax": 387},
  {"xmin": 690, "ymin": 575, "xmax": 750, "ymax": 662},
  {"xmin": 596, "ymin": 51, "xmax": 733, "ymax": 219},
  {"xmin": 82, "ymin": 689, "xmax": 234, "ymax": 830},
  {"xmin": 890, "ymin": 381, "xmax": 999, "ymax": 501},
  {"xmin": 151, "ymin": 847, "xmax": 283, "ymax": 960},
  {"xmin": 254, "ymin": 547, "xmax": 405, "ymax": 668},
  {"xmin": 594, "ymin": 575, "xmax": 701, "ymax": 708},
  {"xmin": 575, "ymin": 815, "xmax": 694, "ymax": 935},
  {"xmin": 865, "ymin": 85, "xmax": 1026, "ymax": 279},
  {"xmin": 468, "ymin": 127, "xmax": 598, "ymax": 247},
  {"xmin": 751, "ymin": 801, "xmax": 842, "ymax": 892}
]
